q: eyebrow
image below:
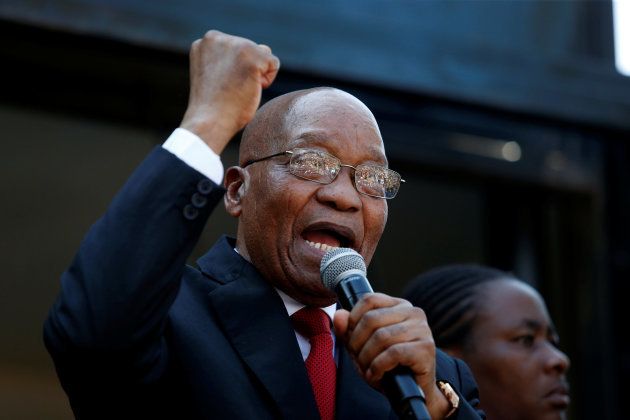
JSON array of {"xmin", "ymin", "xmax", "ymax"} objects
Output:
[
  {"xmin": 521, "ymin": 318, "xmax": 559, "ymax": 340},
  {"xmin": 293, "ymin": 131, "xmax": 388, "ymax": 165},
  {"xmin": 522, "ymin": 319, "xmax": 543, "ymax": 331}
]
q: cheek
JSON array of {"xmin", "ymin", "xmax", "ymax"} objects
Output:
[
  {"xmin": 362, "ymin": 201, "xmax": 388, "ymax": 260},
  {"xmin": 472, "ymin": 345, "xmax": 533, "ymax": 389},
  {"xmin": 260, "ymin": 178, "xmax": 315, "ymax": 236},
  {"xmin": 241, "ymin": 175, "xmax": 285, "ymax": 237},
  {"xmin": 464, "ymin": 353, "xmax": 524, "ymax": 415},
  {"xmin": 367, "ymin": 201, "xmax": 387, "ymax": 235}
]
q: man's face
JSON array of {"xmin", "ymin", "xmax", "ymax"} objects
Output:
[
  {"xmin": 464, "ymin": 280, "xmax": 570, "ymax": 420},
  {"xmin": 237, "ymin": 90, "xmax": 388, "ymax": 306}
]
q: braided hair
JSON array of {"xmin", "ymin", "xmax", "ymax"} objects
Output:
[{"xmin": 402, "ymin": 264, "xmax": 514, "ymax": 349}]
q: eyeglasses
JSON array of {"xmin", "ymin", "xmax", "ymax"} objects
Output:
[{"xmin": 242, "ymin": 148, "xmax": 405, "ymax": 199}]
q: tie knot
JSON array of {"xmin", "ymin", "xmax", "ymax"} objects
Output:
[{"xmin": 291, "ymin": 307, "xmax": 331, "ymax": 338}]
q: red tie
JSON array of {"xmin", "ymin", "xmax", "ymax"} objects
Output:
[{"xmin": 291, "ymin": 307, "xmax": 336, "ymax": 420}]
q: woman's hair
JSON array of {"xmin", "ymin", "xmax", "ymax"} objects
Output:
[{"xmin": 402, "ymin": 264, "xmax": 514, "ymax": 349}]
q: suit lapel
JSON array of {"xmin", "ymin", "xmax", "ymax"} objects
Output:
[
  {"xmin": 201, "ymin": 238, "xmax": 319, "ymax": 420},
  {"xmin": 197, "ymin": 236, "xmax": 392, "ymax": 419},
  {"xmin": 335, "ymin": 340, "xmax": 393, "ymax": 419}
]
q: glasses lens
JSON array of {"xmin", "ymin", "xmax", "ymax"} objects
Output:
[
  {"xmin": 355, "ymin": 165, "xmax": 401, "ymax": 199},
  {"xmin": 289, "ymin": 149, "xmax": 340, "ymax": 183}
]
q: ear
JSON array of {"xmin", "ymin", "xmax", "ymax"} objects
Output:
[{"xmin": 224, "ymin": 166, "xmax": 247, "ymax": 217}]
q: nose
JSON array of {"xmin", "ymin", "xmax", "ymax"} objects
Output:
[
  {"xmin": 315, "ymin": 166, "xmax": 362, "ymax": 211},
  {"xmin": 543, "ymin": 342, "xmax": 570, "ymax": 375}
]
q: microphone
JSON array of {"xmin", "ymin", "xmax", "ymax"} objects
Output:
[{"xmin": 320, "ymin": 248, "xmax": 431, "ymax": 420}]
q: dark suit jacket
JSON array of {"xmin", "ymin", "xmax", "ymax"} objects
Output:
[{"xmin": 45, "ymin": 147, "xmax": 483, "ymax": 419}]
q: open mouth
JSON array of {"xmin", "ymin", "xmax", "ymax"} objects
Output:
[{"xmin": 301, "ymin": 224, "xmax": 355, "ymax": 253}]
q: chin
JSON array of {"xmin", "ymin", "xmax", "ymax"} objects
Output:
[
  {"xmin": 295, "ymin": 283, "xmax": 338, "ymax": 307},
  {"xmin": 536, "ymin": 408, "xmax": 568, "ymax": 420},
  {"xmin": 298, "ymin": 281, "xmax": 338, "ymax": 306}
]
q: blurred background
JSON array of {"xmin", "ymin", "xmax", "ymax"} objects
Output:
[{"xmin": 1, "ymin": 1, "xmax": 629, "ymax": 418}]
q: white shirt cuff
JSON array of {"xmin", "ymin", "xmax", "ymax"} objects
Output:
[{"xmin": 162, "ymin": 128, "xmax": 224, "ymax": 185}]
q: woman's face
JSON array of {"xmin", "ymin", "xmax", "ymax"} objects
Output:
[{"xmin": 461, "ymin": 280, "xmax": 570, "ymax": 420}]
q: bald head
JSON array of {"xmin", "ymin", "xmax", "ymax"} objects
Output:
[{"xmin": 239, "ymin": 87, "xmax": 382, "ymax": 165}]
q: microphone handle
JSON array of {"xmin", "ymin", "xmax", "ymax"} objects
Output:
[
  {"xmin": 334, "ymin": 275, "xmax": 373, "ymax": 308},
  {"xmin": 381, "ymin": 367, "xmax": 431, "ymax": 420},
  {"xmin": 334, "ymin": 276, "xmax": 432, "ymax": 420}
]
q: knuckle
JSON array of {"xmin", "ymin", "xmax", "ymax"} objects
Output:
[
  {"xmin": 348, "ymin": 341, "xmax": 360, "ymax": 356},
  {"xmin": 232, "ymin": 44, "xmax": 249, "ymax": 61},
  {"xmin": 398, "ymin": 298, "xmax": 412, "ymax": 308},
  {"xmin": 203, "ymin": 29, "xmax": 220, "ymax": 40},
  {"xmin": 373, "ymin": 327, "xmax": 391, "ymax": 344},
  {"xmin": 410, "ymin": 306, "xmax": 426, "ymax": 319},
  {"xmin": 385, "ymin": 343, "xmax": 405, "ymax": 360},
  {"xmin": 362, "ymin": 311, "xmax": 379, "ymax": 328},
  {"xmin": 357, "ymin": 352, "xmax": 371, "ymax": 371},
  {"xmin": 190, "ymin": 39, "xmax": 201, "ymax": 54},
  {"xmin": 392, "ymin": 322, "xmax": 409, "ymax": 338},
  {"xmin": 417, "ymin": 336, "xmax": 435, "ymax": 352},
  {"xmin": 236, "ymin": 43, "xmax": 258, "ymax": 62},
  {"xmin": 362, "ymin": 294, "xmax": 381, "ymax": 307},
  {"xmin": 347, "ymin": 333, "xmax": 363, "ymax": 352},
  {"xmin": 369, "ymin": 355, "xmax": 392, "ymax": 376}
]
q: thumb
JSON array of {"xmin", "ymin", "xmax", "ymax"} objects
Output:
[{"xmin": 333, "ymin": 309, "xmax": 350, "ymax": 340}]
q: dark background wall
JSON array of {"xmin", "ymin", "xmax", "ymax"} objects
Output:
[{"xmin": 1, "ymin": 1, "xmax": 628, "ymax": 419}]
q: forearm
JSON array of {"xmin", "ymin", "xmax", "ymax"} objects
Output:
[
  {"xmin": 45, "ymin": 147, "xmax": 223, "ymax": 355},
  {"xmin": 44, "ymin": 29, "xmax": 279, "ymax": 409}
]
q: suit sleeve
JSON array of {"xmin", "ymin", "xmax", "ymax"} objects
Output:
[
  {"xmin": 435, "ymin": 349, "xmax": 485, "ymax": 419},
  {"xmin": 43, "ymin": 147, "xmax": 225, "ymax": 400}
]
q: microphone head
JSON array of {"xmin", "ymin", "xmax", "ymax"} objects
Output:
[{"xmin": 320, "ymin": 247, "xmax": 367, "ymax": 290}]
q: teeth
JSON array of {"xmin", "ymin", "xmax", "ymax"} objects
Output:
[{"xmin": 306, "ymin": 240, "xmax": 339, "ymax": 252}]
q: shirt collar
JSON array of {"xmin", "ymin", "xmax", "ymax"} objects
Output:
[{"xmin": 275, "ymin": 288, "xmax": 337, "ymax": 323}]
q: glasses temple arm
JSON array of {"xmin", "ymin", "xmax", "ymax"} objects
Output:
[{"xmin": 242, "ymin": 151, "xmax": 291, "ymax": 168}]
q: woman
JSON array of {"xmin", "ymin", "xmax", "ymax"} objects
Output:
[{"xmin": 403, "ymin": 265, "xmax": 570, "ymax": 420}]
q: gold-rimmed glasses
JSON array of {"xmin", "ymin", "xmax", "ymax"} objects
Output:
[{"xmin": 243, "ymin": 148, "xmax": 405, "ymax": 199}]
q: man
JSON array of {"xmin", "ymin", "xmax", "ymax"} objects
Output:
[{"xmin": 45, "ymin": 31, "xmax": 483, "ymax": 419}]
